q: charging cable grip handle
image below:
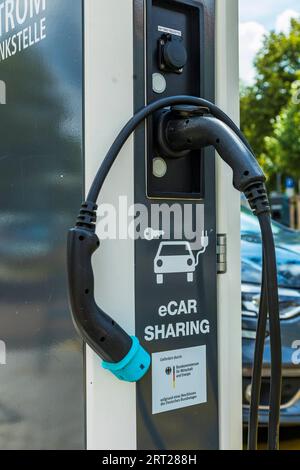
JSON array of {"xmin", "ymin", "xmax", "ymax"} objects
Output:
[
  {"xmin": 68, "ymin": 227, "xmax": 132, "ymax": 363},
  {"xmin": 68, "ymin": 226, "xmax": 151, "ymax": 382},
  {"xmin": 161, "ymin": 113, "xmax": 266, "ymax": 192}
]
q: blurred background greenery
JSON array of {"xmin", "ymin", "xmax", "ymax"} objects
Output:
[
  {"xmin": 240, "ymin": 2, "xmax": 300, "ymax": 229},
  {"xmin": 241, "ymin": 19, "xmax": 300, "ymax": 189},
  {"xmin": 239, "ymin": 2, "xmax": 300, "ymax": 450}
]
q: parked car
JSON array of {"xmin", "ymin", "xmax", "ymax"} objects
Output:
[{"xmin": 241, "ymin": 206, "xmax": 300, "ymax": 426}]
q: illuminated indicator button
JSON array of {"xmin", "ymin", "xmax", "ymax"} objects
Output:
[
  {"xmin": 153, "ymin": 157, "xmax": 167, "ymax": 178},
  {"xmin": 152, "ymin": 73, "xmax": 167, "ymax": 94}
]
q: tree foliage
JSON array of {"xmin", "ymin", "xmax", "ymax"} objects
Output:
[
  {"xmin": 265, "ymin": 95, "xmax": 300, "ymax": 180},
  {"xmin": 240, "ymin": 18, "xmax": 300, "ymax": 181}
]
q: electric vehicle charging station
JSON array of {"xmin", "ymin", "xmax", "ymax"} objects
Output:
[
  {"xmin": 0, "ymin": 0, "xmax": 282, "ymax": 452},
  {"xmin": 82, "ymin": 0, "xmax": 243, "ymax": 450}
]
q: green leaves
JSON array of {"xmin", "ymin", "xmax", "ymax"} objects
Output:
[
  {"xmin": 265, "ymin": 100, "xmax": 300, "ymax": 180},
  {"xmin": 241, "ymin": 17, "xmax": 300, "ymax": 183}
]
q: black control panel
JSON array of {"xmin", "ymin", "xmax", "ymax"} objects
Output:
[
  {"xmin": 146, "ymin": 0, "xmax": 205, "ymax": 199},
  {"xmin": 134, "ymin": 0, "xmax": 218, "ymax": 450}
]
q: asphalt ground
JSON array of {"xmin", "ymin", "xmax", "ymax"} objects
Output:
[{"xmin": 244, "ymin": 428, "xmax": 300, "ymax": 450}]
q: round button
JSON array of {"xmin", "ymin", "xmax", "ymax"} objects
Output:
[
  {"xmin": 163, "ymin": 39, "xmax": 187, "ymax": 71},
  {"xmin": 153, "ymin": 158, "xmax": 167, "ymax": 178},
  {"xmin": 152, "ymin": 73, "xmax": 167, "ymax": 94}
]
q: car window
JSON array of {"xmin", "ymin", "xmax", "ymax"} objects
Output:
[{"xmin": 159, "ymin": 244, "xmax": 190, "ymax": 256}]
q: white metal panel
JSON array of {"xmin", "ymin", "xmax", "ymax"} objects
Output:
[
  {"xmin": 216, "ymin": 0, "xmax": 243, "ymax": 450},
  {"xmin": 84, "ymin": 0, "xmax": 136, "ymax": 450}
]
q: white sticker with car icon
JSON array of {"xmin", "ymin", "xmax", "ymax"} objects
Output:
[{"xmin": 154, "ymin": 232, "xmax": 209, "ymax": 285}]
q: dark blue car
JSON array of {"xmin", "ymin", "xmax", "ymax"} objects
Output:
[{"xmin": 242, "ymin": 206, "xmax": 300, "ymax": 426}]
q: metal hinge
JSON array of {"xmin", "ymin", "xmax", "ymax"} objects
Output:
[{"xmin": 217, "ymin": 234, "xmax": 227, "ymax": 274}]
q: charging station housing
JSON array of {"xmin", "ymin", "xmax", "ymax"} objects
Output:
[
  {"xmin": 0, "ymin": 0, "xmax": 242, "ymax": 450},
  {"xmin": 84, "ymin": 0, "xmax": 242, "ymax": 450}
]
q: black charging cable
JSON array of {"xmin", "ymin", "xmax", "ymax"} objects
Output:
[
  {"xmin": 68, "ymin": 95, "xmax": 281, "ymax": 449},
  {"xmin": 248, "ymin": 253, "xmax": 268, "ymax": 450},
  {"xmin": 87, "ymin": 96, "xmax": 258, "ymax": 203},
  {"xmin": 257, "ymin": 213, "xmax": 281, "ymax": 450}
]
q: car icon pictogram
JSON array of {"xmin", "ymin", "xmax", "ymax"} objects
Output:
[{"xmin": 154, "ymin": 241, "xmax": 197, "ymax": 284}]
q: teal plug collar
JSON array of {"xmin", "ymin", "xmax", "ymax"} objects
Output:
[{"xmin": 102, "ymin": 336, "xmax": 151, "ymax": 382}]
